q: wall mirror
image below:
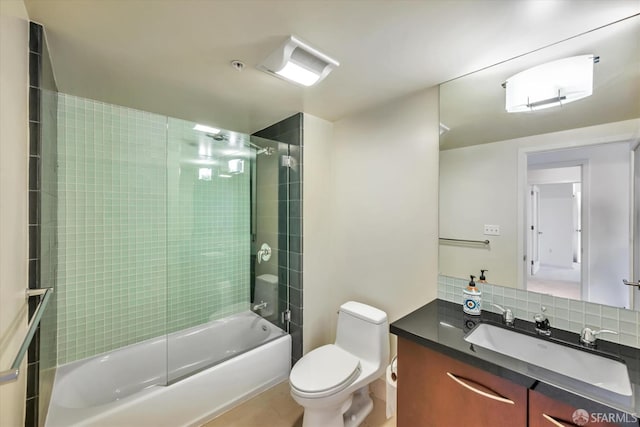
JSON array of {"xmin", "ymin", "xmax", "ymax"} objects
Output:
[{"xmin": 439, "ymin": 14, "xmax": 640, "ymax": 309}]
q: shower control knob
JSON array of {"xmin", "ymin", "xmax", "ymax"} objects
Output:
[{"xmin": 257, "ymin": 243, "xmax": 272, "ymax": 264}]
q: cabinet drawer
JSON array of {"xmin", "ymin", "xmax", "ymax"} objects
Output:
[
  {"xmin": 398, "ymin": 337, "xmax": 527, "ymax": 427},
  {"xmin": 529, "ymin": 389, "xmax": 620, "ymax": 427}
]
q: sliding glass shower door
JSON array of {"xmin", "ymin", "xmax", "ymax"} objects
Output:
[
  {"xmin": 165, "ymin": 120, "xmax": 290, "ymax": 383},
  {"xmin": 52, "ymin": 92, "xmax": 292, "ymax": 388}
]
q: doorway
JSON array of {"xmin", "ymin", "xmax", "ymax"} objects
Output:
[{"xmin": 526, "ymin": 165, "xmax": 583, "ymax": 300}]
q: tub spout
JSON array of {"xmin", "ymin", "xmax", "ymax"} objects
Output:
[{"xmin": 253, "ymin": 301, "xmax": 267, "ymax": 311}]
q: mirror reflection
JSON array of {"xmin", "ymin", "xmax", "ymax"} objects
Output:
[{"xmin": 439, "ymin": 14, "xmax": 640, "ymax": 309}]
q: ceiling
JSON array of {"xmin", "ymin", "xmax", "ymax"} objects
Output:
[{"xmin": 24, "ymin": 0, "xmax": 640, "ymax": 134}]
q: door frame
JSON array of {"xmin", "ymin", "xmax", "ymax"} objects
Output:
[
  {"xmin": 517, "ymin": 142, "xmax": 601, "ymax": 295},
  {"xmin": 516, "ymin": 132, "xmax": 637, "ymax": 307},
  {"xmin": 524, "ymin": 160, "xmax": 588, "ymax": 299},
  {"xmin": 632, "ymin": 143, "xmax": 639, "ymax": 310}
]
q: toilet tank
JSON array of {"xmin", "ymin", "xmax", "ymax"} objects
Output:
[{"xmin": 334, "ymin": 301, "xmax": 389, "ymax": 366}]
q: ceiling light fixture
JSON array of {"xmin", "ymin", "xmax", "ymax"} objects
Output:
[
  {"xmin": 193, "ymin": 124, "xmax": 221, "ymax": 134},
  {"xmin": 228, "ymin": 159, "xmax": 244, "ymax": 174},
  {"xmin": 258, "ymin": 35, "xmax": 339, "ymax": 87},
  {"xmin": 503, "ymin": 55, "xmax": 597, "ymax": 113},
  {"xmin": 198, "ymin": 168, "xmax": 212, "ymax": 181}
]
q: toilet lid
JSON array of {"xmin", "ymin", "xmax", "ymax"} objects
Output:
[{"xmin": 290, "ymin": 345, "xmax": 361, "ymax": 394}]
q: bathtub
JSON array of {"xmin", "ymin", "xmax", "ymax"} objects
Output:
[{"xmin": 46, "ymin": 311, "xmax": 291, "ymax": 427}]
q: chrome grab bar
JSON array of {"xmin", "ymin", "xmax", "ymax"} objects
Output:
[
  {"xmin": 0, "ymin": 287, "xmax": 53, "ymax": 385},
  {"xmin": 439, "ymin": 237, "xmax": 490, "ymax": 245},
  {"xmin": 623, "ymin": 279, "xmax": 640, "ymax": 290}
]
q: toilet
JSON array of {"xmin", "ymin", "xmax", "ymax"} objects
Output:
[
  {"xmin": 254, "ymin": 274, "xmax": 278, "ymax": 321},
  {"xmin": 289, "ymin": 301, "xmax": 389, "ymax": 427}
]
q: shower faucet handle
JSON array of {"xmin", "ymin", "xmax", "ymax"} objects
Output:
[{"xmin": 257, "ymin": 243, "xmax": 272, "ymax": 264}]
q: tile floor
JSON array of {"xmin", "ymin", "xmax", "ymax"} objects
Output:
[
  {"xmin": 527, "ymin": 263, "xmax": 581, "ymax": 299},
  {"xmin": 201, "ymin": 381, "xmax": 396, "ymax": 427}
]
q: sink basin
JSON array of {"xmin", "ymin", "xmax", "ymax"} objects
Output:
[{"xmin": 464, "ymin": 323, "xmax": 632, "ymax": 396}]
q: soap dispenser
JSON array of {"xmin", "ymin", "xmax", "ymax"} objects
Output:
[
  {"xmin": 479, "ymin": 269, "xmax": 488, "ymax": 283},
  {"xmin": 463, "ymin": 275, "xmax": 482, "ymax": 315}
]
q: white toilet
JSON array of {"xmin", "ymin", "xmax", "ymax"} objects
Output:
[{"xmin": 289, "ymin": 301, "xmax": 389, "ymax": 427}]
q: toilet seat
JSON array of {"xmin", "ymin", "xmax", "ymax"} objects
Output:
[{"xmin": 290, "ymin": 345, "xmax": 361, "ymax": 398}]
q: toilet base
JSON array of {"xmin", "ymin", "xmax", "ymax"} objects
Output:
[
  {"xmin": 299, "ymin": 386, "xmax": 373, "ymax": 427},
  {"xmin": 343, "ymin": 386, "xmax": 373, "ymax": 427}
]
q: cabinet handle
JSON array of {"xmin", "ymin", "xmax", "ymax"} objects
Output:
[
  {"xmin": 542, "ymin": 413, "xmax": 576, "ymax": 427},
  {"xmin": 446, "ymin": 372, "xmax": 515, "ymax": 405}
]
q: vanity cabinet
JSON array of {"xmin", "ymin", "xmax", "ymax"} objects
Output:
[
  {"xmin": 397, "ymin": 337, "xmax": 527, "ymax": 427},
  {"xmin": 398, "ymin": 337, "xmax": 624, "ymax": 427},
  {"xmin": 529, "ymin": 389, "xmax": 618, "ymax": 427}
]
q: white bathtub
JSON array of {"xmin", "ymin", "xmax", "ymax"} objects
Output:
[{"xmin": 46, "ymin": 311, "xmax": 291, "ymax": 427}]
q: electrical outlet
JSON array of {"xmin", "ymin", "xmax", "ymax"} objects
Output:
[{"xmin": 484, "ymin": 224, "xmax": 500, "ymax": 236}]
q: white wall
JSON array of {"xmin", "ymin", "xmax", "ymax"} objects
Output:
[
  {"xmin": 303, "ymin": 87, "xmax": 440, "ymax": 355},
  {"xmin": 440, "ymin": 141, "xmax": 519, "ymax": 285},
  {"xmin": 440, "ymin": 120, "xmax": 637, "ymax": 306},
  {"xmin": 302, "ymin": 114, "xmax": 335, "ymax": 350},
  {"xmin": 0, "ymin": 1, "xmax": 29, "ymax": 425}
]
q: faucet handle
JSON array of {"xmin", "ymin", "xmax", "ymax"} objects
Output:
[
  {"xmin": 534, "ymin": 306, "xmax": 551, "ymax": 336},
  {"xmin": 533, "ymin": 306, "xmax": 547, "ymax": 322},
  {"xmin": 580, "ymin": 327, "xmax": 618, "ymax": 346},
  {"xmin": 491, "ymin": 304, "xmax": 514, "ymax": 325}
]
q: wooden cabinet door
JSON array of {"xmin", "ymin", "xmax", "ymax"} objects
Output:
[
  {"xmin": 397, "ymin": 337, "xmax": 527, "ymax": 427},
  {"xmin": 529, "ymin": 389, "xmax": 620, "ymax": 427}
]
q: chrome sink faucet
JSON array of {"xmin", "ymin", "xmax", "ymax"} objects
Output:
[
  {"xmin": 580, "ymin": 327, "xmax": 618, "ymax": 347},
  {"xmin": 534, "ymin": 306, "xmax": 551, "ymax": 336},
  {"xmin": 491, "ymin": 303, "xmax": 514, "ymax": 326}
]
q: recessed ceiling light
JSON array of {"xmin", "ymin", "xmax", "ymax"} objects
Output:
[{"xmin": 228, "ymin": 159, "xmax": 244, "ymax": 174}]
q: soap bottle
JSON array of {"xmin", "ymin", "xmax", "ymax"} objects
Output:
[
  {"xmin": 463, "ymin": 275, "xmax": 482, "ymax": 315},
  {"xmin": 479, "ymin": 269, "xmax": 488, "ymax": 284}
]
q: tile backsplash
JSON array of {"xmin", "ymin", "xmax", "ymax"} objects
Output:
[{"xmin": 438, "ymin": 274, "xmax": 639, "ymax": 348}]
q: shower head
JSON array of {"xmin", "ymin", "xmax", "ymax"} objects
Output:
[
  {"xmin": 208, "ymin": 133, "xmax": 227, "ymax": 141},
  {"xmin": 256, "ymin": 147, "xmax": 275, "ymax": 156}
]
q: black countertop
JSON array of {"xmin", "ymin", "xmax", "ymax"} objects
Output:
[{"xmin": 390, "ymin": 299, "xmax": 640, "ymax": 425}]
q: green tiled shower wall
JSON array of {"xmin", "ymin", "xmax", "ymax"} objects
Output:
[
  {"xmin": 56, "ymin": 94, "xmax": 168, "ymax": 364},
  {"xmin": 56, "ymin": 94, "xmax": 250, "ymax": 364}
]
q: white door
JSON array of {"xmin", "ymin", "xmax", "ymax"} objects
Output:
[
  {"xmin": 573, "ymin": 184, "xmax": 582, "ymax": 264},
  {"xmin": 530, "ymin": 185, "xmax": 541, "ymax": 275}
]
